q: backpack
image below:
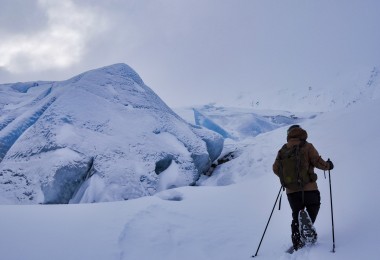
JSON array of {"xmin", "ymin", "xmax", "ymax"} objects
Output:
[{"xmin": 277, "ymin": 142, "xmax": 317, "ymax": 190}]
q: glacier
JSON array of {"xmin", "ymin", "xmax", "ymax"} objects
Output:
[
  {"xmin": 177, "ymin": 104, "xmax": 318, "ymax": 141},
  {"xmin": 0, "ymin": 63, "xmax": 224, "ymax": 204}
]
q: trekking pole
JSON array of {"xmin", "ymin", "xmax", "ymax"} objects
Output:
[
  {"xmin": 252, "ymin": 186, "xmax": 283, "ymax": 258},
  {"xmin": 327, "ymin": 159, "xmax": 336, "ymax": 253}
]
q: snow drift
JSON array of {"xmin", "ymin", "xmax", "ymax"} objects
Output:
[{"xmin": 0, "ymin": 63, "xmax": 223, "ymax": 204}]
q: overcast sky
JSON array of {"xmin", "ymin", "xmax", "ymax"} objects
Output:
[{"xmin": 1, "ymin": 0, "xmax": 380, "ymax": 107}]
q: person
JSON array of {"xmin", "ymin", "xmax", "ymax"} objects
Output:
[{"xmin": 272, "ymin": 125, "xmax": 334, "ymax": 250}]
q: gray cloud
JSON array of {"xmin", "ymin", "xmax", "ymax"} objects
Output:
[
  {"xmin": 0, "ymin": 0, "xmax": 48, "ymax": 35},
  {"xmin": 0, "ymin": 0, "xmax": 107, "ymax": 74},
  {"xmin": 0, "ymin": 66, "xmax": 12, "ymax": 83},
  {"xmin": 1, "ymin": 0, "xmax": 380, "ymax": 107}
]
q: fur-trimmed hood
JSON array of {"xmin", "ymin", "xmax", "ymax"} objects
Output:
[{"xmin": 287, "ymin": 127, "xmax": 308, "ymax": 142}]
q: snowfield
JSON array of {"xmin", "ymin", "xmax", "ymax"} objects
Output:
[{"xmin": 1, "ymin": 63, "xmax": 380, "ymax": 259}]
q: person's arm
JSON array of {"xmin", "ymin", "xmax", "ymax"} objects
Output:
[
  {"xmin": 273, "ymin": 151, "xmax": 280, "ymax": 176},
  {"xmin": 308, "ymin": 143, "xmax": 331, "ymax": 171}
]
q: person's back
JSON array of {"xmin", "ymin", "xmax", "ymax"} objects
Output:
[{"xmin": 272, "ymin": 125, "xmax": 334, "ymax": 251}]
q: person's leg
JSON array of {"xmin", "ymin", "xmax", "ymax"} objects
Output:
[
  {"xmin": 287, "ymin": 192, "xmax": 305, "ymax": 250},
  {"xmin": 287, "ymin": 191, "xmax": 304, "ymax": 222},
  {"xmin": 304, "ymin": 190, "xmax": 321, "ymax": 223}
]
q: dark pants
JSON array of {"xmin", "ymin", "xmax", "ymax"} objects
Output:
[{"xmin": 287, "ymin": 190, "xmax": 321, "ymax": 223}]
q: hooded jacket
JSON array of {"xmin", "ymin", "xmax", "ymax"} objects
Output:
[{"xmin": 272, "ymin": 127, "xmax": 330, "ymax": 194}]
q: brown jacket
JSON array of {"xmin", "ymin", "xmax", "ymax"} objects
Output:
[{"xmin": 272, "ymin": 127, "xmax": 330, "ymax": 194}]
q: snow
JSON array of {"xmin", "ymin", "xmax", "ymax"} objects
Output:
[
  {"xmin": 0, "ymin": 64, "xmax": 224, "ymax": 204},
  {"xmin": 213, "ymin": 65, "xmax": 380, "ymax": 113},
  {"xmin": 1, "ymin": 63, "xmax": 380, "ymax": 259},
  {"xmin": 177, "ymin": 105, "xmax": 317, "ymax": 141}
]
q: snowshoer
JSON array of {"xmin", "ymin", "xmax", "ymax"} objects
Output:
[{"xmin": 272, "ymin": 125, "xmax": 334, "ymax": 251}]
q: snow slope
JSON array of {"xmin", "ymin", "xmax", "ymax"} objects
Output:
[
  {"xmin": 1, "ymin": 96, "xmax": 379, "ymax": 259},
  {"xmin": 214, "ymin": 65, "xmax": 380, "ymax": 112}
]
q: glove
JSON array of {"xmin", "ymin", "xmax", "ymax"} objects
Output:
[{"xmin": 327, "ymin": 160, "xmax": 334, "ymax": 170}]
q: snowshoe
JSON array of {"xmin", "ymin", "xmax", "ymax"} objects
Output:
[
  {"xmin": 298, "ymin": 209, "xmax": 317, "ymax": 245},
  {"xmin": 286, "ymin": 245, "xmax": 295, "ymax": 254}
]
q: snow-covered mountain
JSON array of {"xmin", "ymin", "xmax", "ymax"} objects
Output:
[
  {"xmin": 213, "ymin": 65, "xmax": 380, "ymax": 112},
  {"xmin": 0, "ymin": 64, "xmax": 224, "ymax": 204}
]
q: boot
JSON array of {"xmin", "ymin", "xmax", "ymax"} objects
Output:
[{"xmin": 291, "ymin": 220, "xmax": 304, "ymax": 251}]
